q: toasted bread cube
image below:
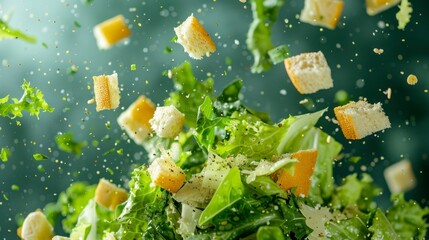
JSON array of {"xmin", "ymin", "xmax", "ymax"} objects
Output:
[
  {"xmin": 93, "ymin": 73, "xmax": 120, "ymax": 111},
  {"xmin": 93, "ymin": 15, "xmax": 131, "ymax": 49},
  {"xmin": 334, "ymin": 100, "xmax": 391, "ymax": 139},
  {"xmin": 95, "ymin": 178, "xmax": 128, "ymax": 210},
  {"xmin": 148, "ymin": 151, "xmax": 186, "ymax": 193},
  {"xmin": 300, "ymin": 0, "xmax": 344, "ymax": 30},
  {"xmin": 384, "ymin": 159, "xmax": 416, "ymax": 193},
  {"xmin": 366, "ymin": 0, "xmax": 401, "ymax": 16},
  {"xmin": 149, "ymin": 105, "xmax": 185, "ymax": 138},
  {"xmin": 174, "ymin": 15, "xmax": 216, "ymax": 59},
  {"xmin": 20, "ymin": 211, "xmax": 54, "ymax": 240},
  {"xmin": 117, "ymin": 96, "xmax": 155, "ymax": 144},
  {"xmin": 273, "ymin": 149, "xmax": 318, "ymax": 197},
  {"xmin": 284, "ymin": 51, "xmax": 333, "ymax": 94}
]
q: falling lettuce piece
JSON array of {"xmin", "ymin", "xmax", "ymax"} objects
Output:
[
  {"xmin": 386, "ymin": 194, "xmax": 429, "ymax": 240},
  {"xmin": 165, "ymin": 61, "xmax": 214, "ymax": 128},
  {"xmin": 0, "ymin": 19, "xmax": 36, "ymax": 43},
  {"xmin": 55, "ymin": 132, "xmax": 87, "ymax": 157},
  {"xmin": 396, "ymin": 0, "xmax": 412, "ymax": 30},
  {"xmin": 0, "ymin": 80, "xmax": 54, "ymax": 119},
  {"xmin": 1, "ymin": 147, "xmax": 11, "ymax": 162},
  {"xmin": 33, "ymin": 153, "xmax": 48, "ymax": 161},
  {"xmin": 268, "ymin": 45, "xmax": 290, "ymax": 65},
  {"xmin": 247, "ymin": 0, "xmax": 285, "ymax": 73}
]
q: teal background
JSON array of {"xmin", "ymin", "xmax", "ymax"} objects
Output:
[{"xmin": 0, "ymin": 0, "xmax": 428, "ymax": 238}]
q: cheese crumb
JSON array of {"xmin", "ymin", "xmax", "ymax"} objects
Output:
[
  {"xmin": 406, "ymin": 74, "xmax": 418, "ymax": 85},
  {"xmin": 373, "ymin": 48, "xmax": 384, "ymax": 55}
]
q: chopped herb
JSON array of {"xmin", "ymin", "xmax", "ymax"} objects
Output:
[
  {"xmin": 55, "ymin": 132, "xmax": 86, "ymax": 157},
  {"xmin": 225, "ymin": 56, "xmax": 232, "ymax": 65},
  {"xmin": 11, "ymin": 185, "xmax": 19, "ymax": 191},
  {"xmin": 105, "ymin": 121, "xmax": 111, "ymax": 130},
  {"xmin": 349, "ymin": 156, "xmax": 362, "ymax": 164},
  {"xmin": 396, "ymin": 0, "xmax": 412, "ymax": 30},
  {"xmin": 73, "ymin": 21, "xmax": 81, "ymax": 28},
  {"xmin": 106, "ymin": 167, "xmax": 114, "ymax": 175},
  {"xmin": 91, "ymin": 140, "xmax": 99, "ymax": 147},
  {"xmin": 42, "ymin": 42, "xmax": 48, "ymax": 49},
  {"xmin": 0, "ymin": 80, "xmax": 54, "ymax": 119},
  {"xmin": 116, "ymin": 148, "xmax": 123, "ymax": 155},
  {"xmin": 3, "ymin": 194, "xmax": 8, "ymax": 201},
  {"xmin": 268, "ymin": 44, "xmax": 290, "ymax": 65},
  {"xmin": 102, "ymin": 148, "xmax": 116, "ymax": 156},
  {"xmin": 1, "ymin": 147, "xmax": 11, "ymax": 162},
  {"xmin": 33, "ymin": 153, "xmax": 48, "ymax": 161},
  {"xmin": 170, "ymin": 35, "xmax": 178, "ymax": 43},
  {"xmin": 0, "ymin": 19, "xmax": 37, "ymax": 43},
  {"xmin": 37, "ymin": 164, "xmax": 45, "ymax": 173},
  {"xmin": 81, "ymin": 0, "xmax": 95, "ymax": 4},
  {"xmin": 335, "ymin": 90, "xmax": 349, "ymax": 105},
  {"xmin": 67, "ymin": 65, "xmax": 78, "ymax": 75},
  {"xmin": 130, "ymin": 64, "xmax": 137, "ymax": 71},
  {"xmin": 164, "ymin": 46, "xmax": 173, "ymax": 54}
]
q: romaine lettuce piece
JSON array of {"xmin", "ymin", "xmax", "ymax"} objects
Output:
[
  {"xmin": 369, "ymin": 208, "xmax": 400, "ymax": 240},
  {"xmin": 0, "ymin": 19, "xmax": 36, "ymax": 43}
]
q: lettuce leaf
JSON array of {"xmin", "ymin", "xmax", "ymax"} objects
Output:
[
  {"xmin": 386, "ymin": 194, "xmax": 429, "ymax": 240},
  {"xmin": 55, "ymin": 132, "xmax": 87, "ymax": 157},
  {"xmin": 369, "ymin": 208, "xmax": 400, "ymax": 240},
  {"xmin": 114, "ymin": 165, "xmax": 176, "ymax": 239},
  {"xmin": 0, "ymin": 80, "xmax": 53, "ymax": 119},
  {"xmin": 0, "ymin": 147, "xmax": 11, "ymax": 162},
  {"xmin": 0, "ymin": 19, "xmax": 36, "ymax": 43},
  {"xmin": 165, "ymin": 61, "xmax": 214, "ymax": 128},
  {"xmin": 326, "ymin": 214, "xmax": 370, "ymax": 239},
  {"xmin": 257, "ymin": 226, "xmax": 286, "ymax": 240},
  {"xmin": 396, "ymin": 0, "xmax": 412, "ymax": 30},
  {"xmin": 247, "ymin": 0, "xmax": 285, "ymax": 73}
]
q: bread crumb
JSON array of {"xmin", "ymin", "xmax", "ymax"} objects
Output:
[
  {"xmin": 406, "ymin": 74, "xmax": 418, "ymax": 85},
  {"xmin": 87, "ymin": 98, "xmax": 95, "ymax": 104},
  {"xmin": 299, "ymin": 99, "xmax": 309, "ymax": 104},
  {"xmin": 373, "ymin": 48, "xmax": 384, "ymax": 55},
  {"xmin": 383, "ymin": 88, "xmax": 392, "ymax": 99},
  {"xmin": 239, "ymin": 0, "xmax": 246, "ymax": 2}
]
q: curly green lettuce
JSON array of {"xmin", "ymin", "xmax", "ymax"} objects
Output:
[
  {"xmin": 0, "ymin": 19, "xmax": 36, "ymax": 43},
  {"xmin": 396, "ymin": 0, "xmax": 412, "ymax": 30},
  {"xmin": 0, "ymin": 80, "xmax": 54, "ymax": 118}
]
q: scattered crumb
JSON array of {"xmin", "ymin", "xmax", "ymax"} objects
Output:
[
  {"xmin": 239, "ymin": 0, "xmax": 246, "ymax": 2},
  {"xmin": 383, "ymin": 88, "xmax": 392, "ymax": 99},
  {"xmin": 87, "ymin": 98, "xmax": 95, "ymax": 104},
  {"xmin": 373, "ymin": 48, "xmax": 384, "ymax": 55},
  {"xmin": 407, "ymin": 74, "xmax": 418, "ymax": 85},
  {"xmin": 299, "ymin": 99, "xmax": 309, "ymax": 104}
]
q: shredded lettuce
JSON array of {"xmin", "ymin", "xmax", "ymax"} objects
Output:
[
  {"xmin": 247, "ymin": 0, "xmax": 286, "ymax": 73},
  {"xmin": 386, "ymin": 194, "xmax": 429, "ymax": 240},
  {"xmin": 396, "ymin": 0, "xmax": 412, "ymax": 30},
  {"xmin": 0, "ymin": 80, "xmax": 53, "ymax": 119},
  {"xmin": 369, "ymin": 208, "xmax": 400, "ymax": 239},
  {"xmin": 1, "ymin": 147, "xmax": 11, "ymax": 162},
  {"xmin": 55, "ymin": 132, "xmax": 87, "ymax": 157},
  {"xmin": 0, "ymin": 19, "xmax": 36, "ymax": 43}
]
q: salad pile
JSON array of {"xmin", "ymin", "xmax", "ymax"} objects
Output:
[{"xmin": 28, "ymin": 61, "xmax": 428, "ymax": 240}]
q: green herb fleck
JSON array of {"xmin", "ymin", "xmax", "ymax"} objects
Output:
[
  {"xmin": 105, "ymin": 121, "xmax": 111, "ymax": 130},
  {"xmin": 81, "ymin": 0, "xmax": 95, "ymax": 4},
  {"xmin": 102, "ymin": 148, "xmax": 116, "ymax": 156},
  {"xmin": 42, "ymin": 42, "xmax": 48, "ymax": 49},
  {"xmin": 37, "ymin": 164, "xmax": 45, "ymax": 173},
  {"xmin": 396, "ymin": 0, "xmax": 412, "ymax": 30},
  {"xmin": 55, "ymin": 132, "xmax": 87, "ymax": 157},
  {"xmin": 349, "ymin": 156, "xmax": 362, "ymax": 164},
  {"xmin": 116, "ymin": 148, "xmax": 123, "ymax": 155},
  {"xmin": 33, "ymin": 153, "xmax": 48, "ymax": 161},
  {"xmin": 1, "ymin": 147, "xmax": 11, "ymax": 162},
  {"xmin": 3, "ymin": 194, "xmax": 8, "ymax": 201},
  {"xmin": 164, "ymin": 46, "xmax": 173, "ymax": 54},
  {"xmin": 335, "ymin": 90, "xmax": 349, "ymax": 105},
  {"xmin": 73, "ymin": 21, "xmax": 81, "ymax": 28},
  {"xmin": 0, "ymin": 19, "xmax": 37, "ymax": 43},
  {"xmin": 11, "ymin": 185, "xmax": 19, "ymax": 191},
  {"xmin": 171, "ymin": 35, "xmax": 178, "ymax": 43},
  {"xmin": 130, "ymin": 64, "xmax": 137, "ymax": 71},
  {"xmin": 106, "ymin": 167, "xmax": 114, "ymax": 175},
  {"xmin": 67, "ymin": 65, "xmax": 78, "ymax": 75},
  {"xmin": 268, "ymin": 44, "xmax": 289, "ymax": 65},
  {"xmin": 0, "ymin": 80, "xmax": 54, "ymax": 119}
]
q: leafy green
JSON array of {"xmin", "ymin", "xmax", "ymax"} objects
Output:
[
  {"xmin": 0, "ymin": 80, "xmax": 53, "ymax": 119},
  {"xmin": 70, "ymin": 199, "xmax": 115, "ymax": 239},
  {"xmin": 396, "ymin": 0, "xmax": 412, "ymax": 30},
  {"xmin": 369, "ymin": 208, "xmax": 400, "ymax": 239},
  {"xmin": 0, "ymin": 19, "xmax": 36, "ymax": 43},
  {"xmin": 55, "ymin": 132, "xmax": 87, "ymax": 157},
  {"xmin": 165, "ymin": 61, "xmax": 214, "ymax": 128},
  {"xmin": 326, "ymin": 214, "xmax": 371, "ymax": 239},
  {"xmin": 114, "ymin": 165, "xmax": 176, "ymax": 239},
  {"xmin": 386, "ymin": 194, "xmax": 429, "ymax": 239},
  {"xmin": 267, "ymin": 45, "xmax": 290, "ymax": 65},
  {"xmin": 257, "ymin": 226, "xmax": 286, "ymax": 240},
  {"xmin": 33, "ymin": 153, "xmax": 48, "ymax": 161},
  {"xmin": 331, "ymin": 173, "xmax": 381, "ymax": 211},
  {"xmin": 1, "ymin": 147, "xmax": 11, "ymax": 162},
  {"xmin": 246, "ymin": 0, "xmax": 285, "ymax": 73}
]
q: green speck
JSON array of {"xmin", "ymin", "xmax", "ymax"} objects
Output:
[
  {"xmin": 130, "ymin": 64, "xmax": 137, "ymax": 71},
  {"xmin": 37, "ymin": 164, "xmax": 45, "ymax": 173},
  {"xmin": 225, "ymin": 57, "xmax": 232, "ymax": 66},
  {"xmin": 105, "ymin": 121, "xmax": 111, "ymax": 130},
  {"xmin": 171, "ymin": 35, "xmax": 178, "ymax": 43},
  {"xmin": 67, "ymin": 65, "xmax": 78, "ymax": 75},
  {"xmin": 349, "ymin": 156, "xmax": 362, "ymax": 164},
  {"xmin": 335, "ymin": 90, "xmax": 349, "ymax": 105},
  {"xmin": 11, "ymin": 185, "xmax": 19, "ymax": 191},
  {"xmin": 33, "ymin": 153, "xmax": 48, "ymax": 161},
  {"xmin": 55, "ymin": 132, "xmax": 87, "ymax": 157},
  {"xmin": 164, "ymin": 46, "xmax": 173, "ymax": 54},
  {"xmin": 92, "ymin": 140, "xmax": 99, "ymax": 147},
  {"xmin": 106, "ymin": 167, "xmax": 114, "ymax": 175},
  {"xmin": 1, "ymin": 148, "xmax": 11, "ymax": 162},
  {"xmin": 81, "ymin": 0, "xmax": 95, "ymax": 4},
  {"xmin": 103, "ymin": 148, "xmax": 116, "ymax": 156},
  {"xmin": 3, "ymin": 194, "xmax": 8, "ymax": 201},
  {"xmin": 73, "ymin": 21, "xmax": 81, "ymax": 28},
  {"xmin": 116, "ymin": 148, "xmax": 123, "ymax": 155},
  {"xmin": 42, "ymin": 42, "xmax": 48, "ymax": 49}
]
